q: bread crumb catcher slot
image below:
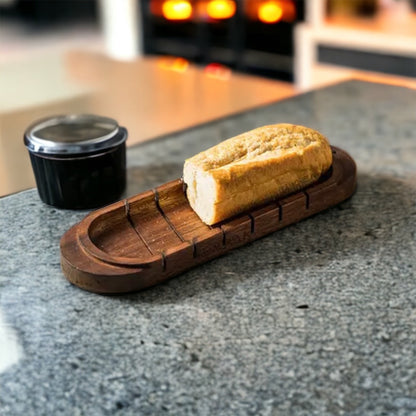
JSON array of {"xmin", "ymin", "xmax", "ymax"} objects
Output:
[
  {"xmin": 86, "ymin": 199, "xmax": 152, "ymax": 260},
  {"xmin": 156, "ymin": 180, "xmax": 210, "ymax": 240},
  {"xmin": 124, "ymin": 199, "xmax": 154, "ymax": 256},
  {"xmin": 220, "ymin": 216, "xmax": 253, "ymax": 250},
  {"xmin": 191, "ymin": 238, "xmax": 197, "ymax": 258},
  {"xmin": 248, "ymin": 214, "xmax": 255, "ymax": 234},
  {"xmin": 150, "ymin": 185, "xmax": 195, "ymax": 273},
  {"xmin": 250, "ymin": 203, "xmax": 281, "ymax": 238},
  {"xmin": 156, "ymin": 179, "xmax": 223, "ymax": 261},
  {"xmin": 127, "ymin": 189, "xmax": 183, "ymax": 254},
  {"xmin": 161, "ymin": 252, "xmax": 166, "ymax": 272},
  {"xmin": 304, "ymin": 191, "xmax": 310, "ymax": 210},
  {"xmin": 153, "ymin": 188, "xmax": 185, "ymax": 243}
]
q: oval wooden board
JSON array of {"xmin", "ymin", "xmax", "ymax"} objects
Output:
[{"xmin": 60, "ymin": 146, "xmax": 356, "ymax": 294}]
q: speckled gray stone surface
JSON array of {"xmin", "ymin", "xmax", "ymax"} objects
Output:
[{"xmin": 1, "ymin": 81, "xmax": 416, "ymax": 416}]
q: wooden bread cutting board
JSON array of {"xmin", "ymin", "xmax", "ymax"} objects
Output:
[{"xmin": 60, "ymin": 146, "xmax": 356, "ymax": 294}]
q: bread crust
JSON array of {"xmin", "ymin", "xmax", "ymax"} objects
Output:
[{"xmin": 184, "ymin": 124, "xmax": 333, "ymax": 225}]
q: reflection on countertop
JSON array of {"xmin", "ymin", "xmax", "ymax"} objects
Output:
[
  {"xmin": 0, "ymin": 51, "xmax": 296, "ymax": 197},
  {"xmin": 0, "ymin": 309, "xmax": 23, "ymax": 374}
]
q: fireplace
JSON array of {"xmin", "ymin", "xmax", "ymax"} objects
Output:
[{"xmin": 140, "ymin": 0, "xmax": 305, "ymax": 81}]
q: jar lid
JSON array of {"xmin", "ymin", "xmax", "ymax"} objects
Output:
[{"xmin": 24, "ymin": 114, "xmax": 127, "ymax": 155}]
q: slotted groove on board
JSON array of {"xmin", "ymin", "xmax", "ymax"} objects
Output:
[
  {"xmin": 153, "ymin": 188, "xmax": 185, "ymax": 243},
  {"xmin": 248, "ymin": 214, "xmax": 255, "ymax": 234},
  {"xmin": 156, "ymin": 180, "xmax": 214, "ymax": 242},
  {"xmin": 221, "ymin": 227, "xmax": 226, "ymax": 246},
  {"xmin": 124, "ymin": 198, "xmax": 154, "ymax": 256},
  {"xmin": 219, "ymin": 216, "xmax": 253, "ymax": 250},
  {"xmin": 277, "ymin": 202, "xmax": 282, "ymax": 221},
  {"xmin": 303, "ymin": 191, "xmax": 310, "ymax": 209},
  {"xmin": 249, "ymin": 203, "xmax": 281, "ymax": 238},
  {"xmin": 86, "ymin": 200, "xmax": 155, "ymax": 260},
  {"xmin": 161, "ymin": 252, "xmax": 166, "ymax": 272},
  {"xmin": 128, "ymin": 191, "xmax": 183, "ymax": 253}
]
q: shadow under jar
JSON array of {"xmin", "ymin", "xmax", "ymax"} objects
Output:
[{"xmin": 24, "ymin": 114, "xmax": 127, "ymax": 210}]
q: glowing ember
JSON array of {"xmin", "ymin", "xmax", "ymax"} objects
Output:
[
  {"xmin": 162, "ymin": 0, "xmax": 193, "ymax": 20},
  {"xmin": 207, "ymin": 0, "xmax": 236, "ymax": 20},
  {"xmin": 258, "ymin": 1, "xmax": 283, "ymax": 24}
]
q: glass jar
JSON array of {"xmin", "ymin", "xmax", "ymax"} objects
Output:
[{"xmin": 24, "ymin": 114, "xmax": 127, "ymax": 209}]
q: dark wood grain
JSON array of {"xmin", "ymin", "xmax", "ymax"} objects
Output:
[{"xmin": 60, "ymin": 146, "xmax": 357, "ymax": 294}]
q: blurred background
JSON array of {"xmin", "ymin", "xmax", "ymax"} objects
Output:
[
  {"xmin": 2, "ymin": 0, "xmax": 416, "ymax": 83},
  {"xmin": 1, "ymin": 0, "xmax": 416, "ymax": 196}
]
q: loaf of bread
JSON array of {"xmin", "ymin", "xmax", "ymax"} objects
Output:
[{"xmin": 183, "ymin": 123, "xmax": 332, "ymax": 225}]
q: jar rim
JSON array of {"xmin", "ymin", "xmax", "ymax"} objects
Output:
[{"xmin": 24, "ymin": 114, "xmax": 127, "ymax": 155}]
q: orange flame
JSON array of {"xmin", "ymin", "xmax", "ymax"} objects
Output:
[
  {"xmin": 162, "ymin": 0, "xmax": 193, "ymax": 21},
  {"xmin": 207, "ymin": 0, "xmax": 236, "ymax": 20},
  {"xmin": 258, "ymin": 1, "xmax": 283, "ymax": 24}
]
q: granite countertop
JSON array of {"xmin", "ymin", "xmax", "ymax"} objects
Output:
[{"xmin": 1, "ymin": 80, "xmax": 415, "ymax": 416}]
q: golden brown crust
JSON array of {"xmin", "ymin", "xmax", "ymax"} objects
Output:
[{"xmin": 184, "ymin": 124, "xmax": 332, "ymax": 225}]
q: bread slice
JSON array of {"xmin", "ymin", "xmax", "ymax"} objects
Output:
[{"xmin": 183, "ymin": 123, "xmax": 333, "ymax": 225}]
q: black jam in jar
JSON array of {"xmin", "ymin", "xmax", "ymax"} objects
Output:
[{"xmin": 24, "ymin": 114, "xmax": 127, "ymax": 209}]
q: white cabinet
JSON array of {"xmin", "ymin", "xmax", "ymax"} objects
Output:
[{"xmin": 294, "ymin": 0, "xmax": 416, "ymax": 90}]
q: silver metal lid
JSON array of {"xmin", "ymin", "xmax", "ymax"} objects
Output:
[{"xmin": 24, "ymin": 114, "xmax": 127, "ymax": 155}]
